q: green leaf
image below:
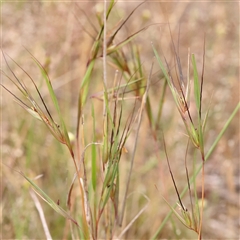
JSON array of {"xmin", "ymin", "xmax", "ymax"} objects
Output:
[
  {"xmin": 191, "ymin": 54, "xmax": 201, "ymax": 112},
  {"xmin": 152, "ymin": 44, "xmax": 180, "ymax": 109},
  {"xmin": 100, "ymin": 162, "xmax": 119, "ymax": 211},
  {"xmin": 91, "ymin": 102, "xmax": 97, "ymax": 191},
  {"xmin": 146, "ymin": 96, "xmax": 154, "ymax": 128},
  {"xmin": 18, "ymin": 171, "xmax": 79, "ymax": 226},
  {"xmin": 152, "ymin": 44, "xmax": 171, "ymax": 86}
]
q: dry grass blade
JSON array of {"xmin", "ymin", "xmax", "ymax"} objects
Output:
[
  {"xmin": 118, "ymin": 193, "xmax": 150, "ymax": 239},
  {"xmin": 29, "ymin": 189, "xmax": 53, "ymax": 240},
  {"xmin": 118, "ymin": 60, "xmax": 153, "ymax": 226},
  {"xmin": 74, "ymin": 3, "xmax": 98, "ymax": 38}
]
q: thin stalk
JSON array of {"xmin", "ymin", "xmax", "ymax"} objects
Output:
[
  {"xmin": 118, "ymin": 194, "xmax": 150, "ymax": 239},
  {"xmin": 162, "ymin": 132, "xmax": 186, "ymax": 211},
  {"xmin": 198, "ymin": 153, "xmax": 205, "ymax": 240},
  {"xmin": 185, "ymin": 139, "xmax": 196, "ymax": 230},
  {"xmin": 118, "ymin": 61, "xmax": 153, "ymax": 226},
  {"xmin": 75, "ymin": 3, "xmax": 98, "ymax": 35},
  {"xmin": 72, "ymin": 153, "xmax": 90, "ymax": 239},
  {"xmin": 103, "ymin": 0, "xmax": 107, "ymax": 92},
  {"xmin": 29, "ymin": 189, "xmax": 52, "ymax": 240},
  {"xmin": 199, "ymin": 35, "xmax": 206, "ymax": 119},
  {"xmin": 198, "ymin": 37, "xmax": 206, "ymax": 239}
]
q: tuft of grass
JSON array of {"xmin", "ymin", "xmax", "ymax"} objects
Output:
[{"xmin": 2, "ymin": 2, "xmax": 239, "ymax": 239}]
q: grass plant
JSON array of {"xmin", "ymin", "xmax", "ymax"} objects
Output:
[{"xmin": 2, "ymin": 1, "xmax": 239, "ymax": 239}]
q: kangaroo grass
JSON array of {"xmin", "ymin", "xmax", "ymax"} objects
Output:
[
  {"xmin": 152, "ymin": 33, "xmax": 240, "ymax": 238},
  {"xmin": 1, "ymin": 50, "xmax": 72, "ymax": 152},
  {"xmin": 153, "ymin": 26, "xmax": 207, "ymax": 236},
  {"xmin": 151, "ymin": 14, "xmax": 238, "ymax": 238},
  {"xmin": 72, "ymin": 2, "xmax": 158, "ymax": 237},
  {"xmin": 76, "ymin": 0, "xmax": 148, "ymax": 137},
  {"xmin": 1, "ymin": 50, "xmax": 84, "ymax": 232},
  {"xmin": 151, "ymin": 101, "xmax": 240, "ymax": 240},
  {"xmin": 2, "ymin": 2, "xmax": 153, "ymax": 239},
  {"xmin": 3, "ymin": 2, "xmax": 236, "ymax": 239}
]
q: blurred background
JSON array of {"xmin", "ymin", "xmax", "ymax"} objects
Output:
[{"xmin": 2, "ymin": 1, "xmax": 239, "ymax": 239}]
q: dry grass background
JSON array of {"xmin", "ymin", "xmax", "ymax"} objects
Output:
[{"xmin": 1, "ymin": 1, "xmax": 239, "ymax": 239}]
